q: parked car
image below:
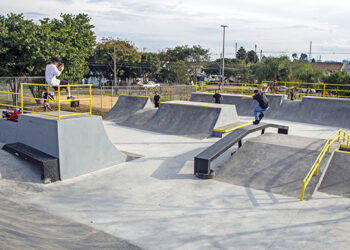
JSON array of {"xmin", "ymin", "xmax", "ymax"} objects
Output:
[{"xmin": 142, "ymin": 81, "xmax": 160, "ymax": 88}]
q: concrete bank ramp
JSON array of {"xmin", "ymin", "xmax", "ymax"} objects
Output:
[
  {"xmin": 191, "ymin": 92, "xmax": 350, "ymax": 128},
  {"xmin": 11, "ymin": 113, "xmax": 126, "ymax": 180},
  {"xmin": 103, "ymin": 95, "xmax": 153, "ymax": 123},
  {"xmin": 318, "ymin": 151, "xmax": 350, "ymax": 197},
  {"xmin": 119, "ymin": 101, "xmax": 239, "ymax": 139},
  {"xmin": 190, "ymin": 92, "xmax": 284, "ymax": 117},
  {"xmin": 215, "ymin": 133, "xmax": 330, "ymax": 199}
]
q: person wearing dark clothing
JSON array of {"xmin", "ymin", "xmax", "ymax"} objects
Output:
[
  {"xmin": 241, "ymin": 88, "xmax": 269, "ymax": 124},
  {"xmin": 290, "ymin": 86, "xmax": 295, "ymax": 100},
  {"xmin": 154, "ymin": 91, "xmax": 160, "ymax": 108},
  {"xmin": 212, "ymin": 90, "xmax": 223, "ymax": 104}
]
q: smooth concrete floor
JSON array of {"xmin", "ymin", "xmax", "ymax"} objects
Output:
[{"xmin": 1, "ymin": 116, "xmax": 350, "ymax": 249}]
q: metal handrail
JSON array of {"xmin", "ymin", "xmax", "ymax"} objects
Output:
[
  {"xmin": 300, "ymin": 129, "xmax": 350, "ymax": 201},
  {"xmin": 20, "ymin": 83, "xmax": 92, "ymax": 120}
]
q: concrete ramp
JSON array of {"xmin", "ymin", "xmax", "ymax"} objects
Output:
[
  {"xmin": 190, "ymin": 93, "xmax": 350, "ymax": 128},
  {"xmin": 215, "ymin": 133, "xmax": 329, "ymax": 199},
  {"xmin": 318, "ymin": 151, "xmax": 350, "ymax": 197},
  {"xmin": 103, "ymin": 95, "xmax": 153, "ymax": 123},
  {"xmin": 120, "ymin": 101, "xmax": 239, "ymax": 139},
  {"xmin": 13, "ymin": 113, "xmax": 126, "ymax": 180},
  {"xmin": 190, "ymin": 92, "xmax": 284, "ymax": 117}
]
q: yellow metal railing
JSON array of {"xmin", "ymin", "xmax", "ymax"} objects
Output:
[
  {"xmin": 0, "ymin": 90, "xmax": 21, "ymax": 108},
  {"xmin": 20, "ymin": 83, "xmax": 92, "ymax": 120},
  {"xmin": 300, "ymin": 129, "xmax": 350, "ymax": 201}
]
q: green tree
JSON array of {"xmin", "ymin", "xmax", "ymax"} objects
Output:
[
  {"xmin": 291, "ymin": 61, "xmax": 325, "ymax": 82},
  {"xmin": 252, "ymin": 56, "xmax": 291, "ymax": 82},
  {"xmin": 138, "ymin": 52, "xmax": 161, "ymax": 81},
  {"xmin": 246, "ymin": 50, "xmax": 259, "ymax": 63},
  {"xmin": 168, "ymin": 60, "xmax": 189, "ymax": 84},
  {"xmin": 236, "ymin": 46, "xmax": 247, "ymax": 61},
  {"xmin": 299, "ymin": 53, "xmax": 308, "ymax": 62},
  {"xmin": 90, "ymin": 38, "xmax": 141, "ymax": 83}
]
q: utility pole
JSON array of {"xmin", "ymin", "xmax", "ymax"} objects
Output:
[
  {"xmin": 309, "ymin": 41, "xmax": 312, "ymax": 62},
  {"xmin": 255, "ymin": 44, "xmax": 257, "ymax": 54},
  {"xmin": 260, "ymin": 50, "xmax": 263, "ymax": 61},
  {"xmin": 219, "ymin": 53, "xmax": 222, "ymax": 78},
  {"xmin": 235, "ymin": 42, "xmax": 238, "ymax": 58},
  {"xmin": 221, "ymin": 25, "xmax": 228, "ymax": 92},
  {"xmin": 113, "ymin": 46, "xmax": 116, "ymax": 86}
]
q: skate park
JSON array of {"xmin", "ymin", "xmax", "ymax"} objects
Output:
[{"xmin": 2, "ymin": 86, "xmax": 350, "ymax": 249}]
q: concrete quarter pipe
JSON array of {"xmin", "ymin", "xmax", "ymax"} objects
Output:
[
  {"xmin": 190, "ymin": 92, "xmax": 350, "ymax": 128},
  {"xmin": 119, "ymin": 101, "xmax": 240, "ymax": 139}
]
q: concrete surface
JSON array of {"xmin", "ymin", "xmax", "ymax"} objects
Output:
[
  {"xmin": 319, "ymin": 151, "xmax": 350, "ymax": 197},
  {"xmin": 0, "ymin": 197, "xmax": 140, "ymax": 250},
  {"xmin": 103, "ymin": 95, "xmax": 153, "ymax": 123},
  {"xmin": 1, "ymin": 116, "xmax": 350, "ymax": 249},
  {"xmin": 215, "ymin": 133, "xmax": 329, "ymax": 200},
  {"xmin": 7, "ymin": 113, "xmax": 127, "ymax": 180},
  {"xmin": 191, "ymin": 92, "xmax": 350, "ymax": 128},
  {"xmin": 119, "ymin": 101, "xmax": 239, "ymax": 139}
]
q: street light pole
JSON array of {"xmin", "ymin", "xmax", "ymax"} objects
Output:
[
  {"xmin": 113, "ymin": 46, "xmax": 116, "ymax": 86},
  {"xmin": 221, "ymin": 25, "xmax": 228, "ymax": 93}
]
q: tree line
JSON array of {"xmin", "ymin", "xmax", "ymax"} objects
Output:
[{"xmin": 1, "ymin": 13, "xmax": 349, "ymax": 85}]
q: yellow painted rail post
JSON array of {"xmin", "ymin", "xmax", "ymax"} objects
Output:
[
  {"xmin": 323, "ymin": 84, "xmax": 326, "ymax": 97},
  {"xmin": 20, "ymin": 83, "xmax": 23, "ymax": 112},
  {"xmin": 58, "ymin": 86, "xmax": 61, "ymax": 120},
  {"xmin": 241, "ymin": 83, "xmax": 243, "ymax": 95},
  {"xmin": 89, "ymin": 85, "xmax": 92, "ymax": 117}
]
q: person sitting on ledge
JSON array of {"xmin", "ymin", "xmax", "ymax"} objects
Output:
[{"xmin": 45, "ymin": 56, "xmax": 75, "ymax": 100}]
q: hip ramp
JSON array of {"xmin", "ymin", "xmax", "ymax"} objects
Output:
[{"xmin": 215, "ymin": 133, "xmax": 330, "ymax": 199}]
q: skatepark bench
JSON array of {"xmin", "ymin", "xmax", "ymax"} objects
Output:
[
  {"xmin": 194, "ymin": 123, "xmax": 289, "ymax": 179},
  {"xmin": 2, "ymin": 142, "xmax": 60, "ymax": 183}
]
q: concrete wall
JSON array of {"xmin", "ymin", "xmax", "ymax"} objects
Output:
[{"xmin": 15, "ymin": 114, "xmax": 126, "ymax": 180}]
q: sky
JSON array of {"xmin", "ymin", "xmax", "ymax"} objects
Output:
[{"xmin": 1, "ymin": 0, "xmax": 350, "ymax": 61}]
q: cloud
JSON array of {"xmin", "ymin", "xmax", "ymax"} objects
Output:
[{"xmin": 1, "ymin": 0, "xmax": 350, "ymax": 61}]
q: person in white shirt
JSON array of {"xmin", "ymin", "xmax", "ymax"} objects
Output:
[{"xmin": 45, "ymin": 56, "xmax": 74, "ymax": 99}]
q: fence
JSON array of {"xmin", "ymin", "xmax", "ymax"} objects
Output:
[
  {"xmin": 20, "ymin": 83, "xmax": 92, "ymax": 120},
  {"xmin": 0, "ymin": 77, "xmax": 196, "ymax": 115},
  {"xmin": 197, "ymin": 81, "xmax": 350, "ymax": 99}
]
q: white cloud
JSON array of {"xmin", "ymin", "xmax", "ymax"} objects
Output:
[{"xmin": 1, "ymin": 0, "xmax": 350, "ymax": 61}]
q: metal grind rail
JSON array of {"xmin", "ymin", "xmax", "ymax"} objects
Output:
[{"xmin": 300, "ymin": 129, "xmax": 350, "ymax": 201}]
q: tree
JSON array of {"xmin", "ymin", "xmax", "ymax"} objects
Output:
[
  {"xmin": 168, "ymin": 60, "xmax": 189, "ymax": 84},
  {"xmin": 246, "ymin": 50, "xmax": 259, "ymax": 63},
  {"xmin": 299, "ymin": 53, "xmax": 308, "ymax": 62},
  {"xmin": 291, "ymin": 61, "xmax": 325, "ymax": 82},
  {"xmin": 292, "ymin": 53, "xmax": 298, "ymax": 61},
  {"xmin": 251, "ymin": 56, "xmax": 291, "ymax": 82},
  {"xmin": 90, "ymin": 38, "xmax": 141, "ymax": 84},
  {"xmin": 0, "ymin": 13, "xmax": 96, "ymax": 102},
  {"xmin": 236, "ymin": 47, "xmax": 247, "ymax": 61},
  {"xmin": 138, "ymin": 52, "xmax": 161, "ymax": 81}
]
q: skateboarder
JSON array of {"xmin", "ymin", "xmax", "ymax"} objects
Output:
[
  {"xmin": 212, "ymin": 90, "xmax": 223, "ymax": 104},
  {"xmin": 241, "ymin": 87, "xmax": 269, "ymax": 125},
  {"xmin": 154, "ymin": 91, "xmax": 160, "ymax": 108},
  {"xmin": 45, "ymin": 56, "xmax": 75, "ymax": 100}
]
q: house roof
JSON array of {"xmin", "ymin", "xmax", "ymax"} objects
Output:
[{"xmin": 311, "ymin": 62, "xmax": 343, "ymax": 71}]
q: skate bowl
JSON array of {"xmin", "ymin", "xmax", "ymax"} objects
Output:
[
  {"xmin": 119, "ymin": 101, "xmax": 240, "ymax": 139},
  {"xmin": 1, "ymin": 112, "xmax": 127, "ymax": 180},
  {"xmin": 215, "ymin": 133, "xmax": 330, "ymax": 200},
  {"xmin": 190, "ymin": 92, "xmax": 350, "ymax": 128},
  {"xmin": 103, "ymin": 95, "xmax": 153, "ymax": 123}
]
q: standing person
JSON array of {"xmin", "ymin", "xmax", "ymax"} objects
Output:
[
  {"xmin": 45, "ymin": 56, "xmax": 75, "ymax": 99},
  {"xmin": 241, "ymin": 87, "xmax": 269, "ymax": 125},
  {"xmin": 290, "ymin": 86, "xmax": 295, "ymax": 100},
  {"xmin": 212, "ymin": 90, "xmax": 223, "ymax": 104},
  {"xmin": 154, "ymin": 91, "xmax": 160, "ymax": 108},
  {"xmin": 272, "ymin": 79, "xmax": 277, "ymax": 94}
]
